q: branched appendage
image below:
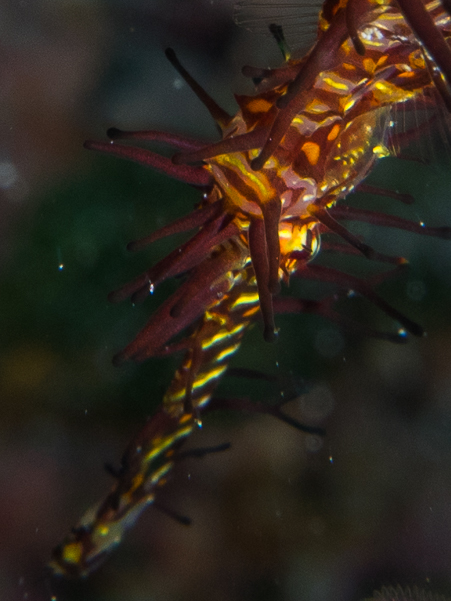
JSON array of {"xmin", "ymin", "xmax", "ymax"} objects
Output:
[{"xmin": 53, "ymin": 0, "xmax": 451, "ymax": 578}]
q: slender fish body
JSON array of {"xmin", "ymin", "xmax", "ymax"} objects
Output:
[{"xmin": 50, "ymin": 0, "xmax": 451, "ymax": 576}]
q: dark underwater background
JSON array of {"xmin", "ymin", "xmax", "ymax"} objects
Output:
[{"xmin": 2, "ymin": 1, "xmax": 451, "ymax": 600}]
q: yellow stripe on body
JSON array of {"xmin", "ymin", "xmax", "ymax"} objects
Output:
[
  {"xmin": 192, "ymin": 365, "xmax": 228, "ymax": 392},
  {"xmin": 144, "ymin": 424, "xmax": 194, "ymax": 463},
  {"xmin": 215, "ymin": 344, "xmax": 241, "ymax": 363},
  {"xmin": 230, "ymin": 292, "xmax": 260, "ymax": 309},
  {"xmin": 211, "ymin": 152, "xmax": 278, "ymax": 217}
]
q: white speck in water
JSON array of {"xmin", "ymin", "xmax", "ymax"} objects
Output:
[
  {"xmin": 149, "ymin": 282, "xmax": 155, "ymax": 294},
  {"xmin": 419, "ymin": 221, "xmax": 425, "ymax": 227},
  {"xmin": 0, "ymin": 161, "xmax": 19, "ymax": 189},
  {"xmin": 57, "ymin": 248, "xmax": 64, "ymax": 270},
  {"xmin": 173, "ymin": 78, "xmax": 184, "ymax": 90},
  {"xmin": 329, "ymin": 455, "xmax": 333, "ymax": 464}
]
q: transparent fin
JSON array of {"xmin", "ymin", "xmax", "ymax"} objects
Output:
[{"xmin": 233, "ymin": 0, "xmax": 322, "ymax": 53}]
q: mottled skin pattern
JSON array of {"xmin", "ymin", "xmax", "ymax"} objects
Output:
[{"xmin": 50, "ymin": 0, "xmax": 451, "ymax": 577}]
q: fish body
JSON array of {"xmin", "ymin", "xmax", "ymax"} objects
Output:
[{"xmin": 50, "ymin": 0, "xmax": 451, "ymax": 577}]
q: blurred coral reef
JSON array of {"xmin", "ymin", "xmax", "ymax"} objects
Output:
[{"xmin": 2, "ymin": 1, "xmax": 451, "ymax": 601}]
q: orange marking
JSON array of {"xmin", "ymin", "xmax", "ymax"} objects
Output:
[
  {"xmin": 302, "ymin": 141, "xmax": 320, "ymax": 165},
  {"xmin": 327, "ymin": 124, "xmax": 341, "ymax": 141},
  {"xmin": 242, "ymin": 306, "xmax": 260, "ymax": 318},
  {"xmin": 247, "ymin": 98, "xmax": 273, "ymax": 113},
  {"xmin": 363, "ymin": 58, "xmax": 376, "ymax": 74}
]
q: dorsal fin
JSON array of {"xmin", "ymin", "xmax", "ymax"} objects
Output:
[{"xmin": 233, "ymin": 0, "xmax": 322, "ymax": 53}]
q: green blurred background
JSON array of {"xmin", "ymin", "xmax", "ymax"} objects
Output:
[{"xmin": 2, "ymin": 1, "xmax": 451, "ymax": 600}]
